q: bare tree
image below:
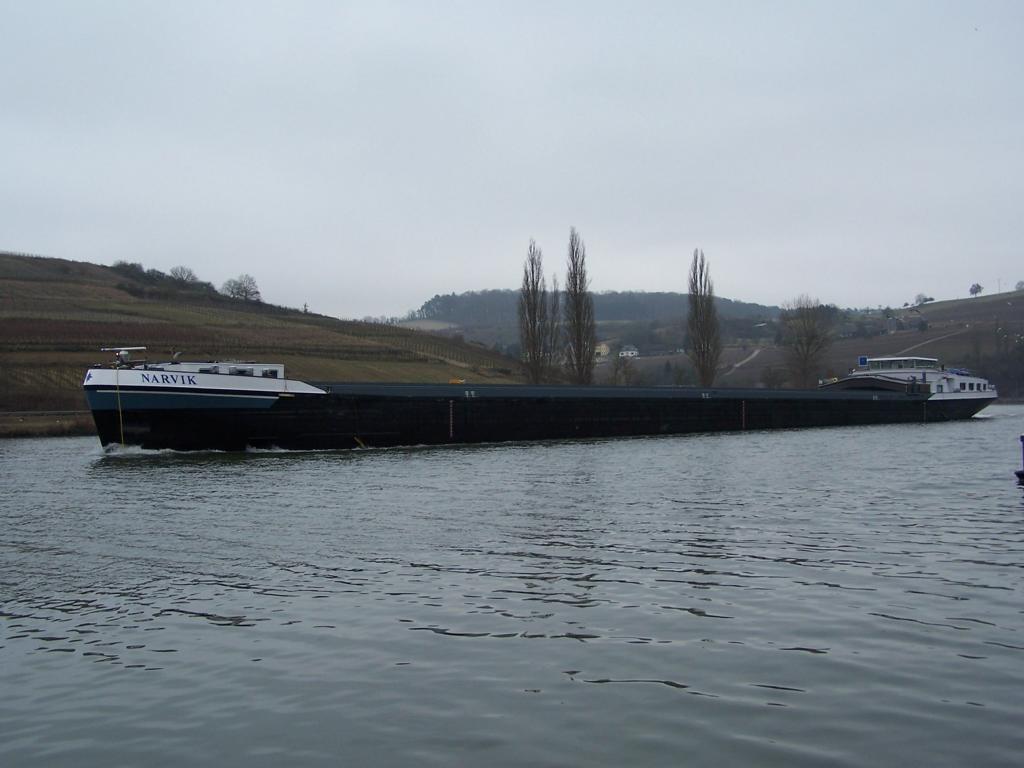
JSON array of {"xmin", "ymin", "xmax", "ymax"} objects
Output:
[
  {"xmin": 222, "ymin": 274, "xmax": 261, "ymax": 302},
  {"xmin": 759, "ymin": 365, "xmax": 788, "ymax": 389},
  {"xmin": 780, "ymin": 294, "xmax": 835, "ymax": 387},
  {"xmin": 970, "ymin": 283, "xmax": 984, "ymax": 297},
  {"xmin": 563, "ymin": 227, "xmax": 596, "ymax": 384},
  {"xmin": 686, "ymin": 248, "xmax": 722, "ymax": 387},
  {"xmin": 169, "ymin": 265, "xmax": 198, "ymax": 283},
  {"xmin": 518, "ymin": 241, "xmax": 560, "ymax": 384},
  {"xmin": 549, "ymin": 277, "xmax": 560, "ymax": 361},
  {"xmin": 610, "ymin": 353, "xmax": 636, "ymax": 385}
]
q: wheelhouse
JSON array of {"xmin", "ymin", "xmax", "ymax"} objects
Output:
[{"xmin": 865, "ymin": 357, "xmax": 939, "ymax": 371}]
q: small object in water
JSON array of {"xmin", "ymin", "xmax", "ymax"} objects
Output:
[{"xmin": 1017, "ymin": 436, "xmax": 1024, "ymax": 483}]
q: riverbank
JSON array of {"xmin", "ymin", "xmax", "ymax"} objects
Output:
[{"xmin": 0, "ymin": 411, "xmax": 95, "ymax": 438}]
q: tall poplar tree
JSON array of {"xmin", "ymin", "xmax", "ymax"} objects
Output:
[
  {"xmin": 518, "ymin": 240, "xmax": 560, "ymax": 384},
  {"xmin": 563, "ymin": 227, "xmax": 596, "ymax": 385},
  {"xmin": 686, "ymin": 249, "xmax": 722, "ymax": 387}
]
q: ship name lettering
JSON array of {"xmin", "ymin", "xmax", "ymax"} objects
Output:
[{"xmin": 140, "ymin": 373, "xmax": 198, "ymax": 386}]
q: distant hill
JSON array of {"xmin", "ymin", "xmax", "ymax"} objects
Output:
[
  {"xmin": 0, "ymin": 252, "xmax": 523, "ymax": 412},
  {"xmin": 407, "ymin": 286, "xmax": 1024, "ymax": 395},
  {"xmin": 403, "ymin": 289, "xmax": 781, "ymax": 349}
]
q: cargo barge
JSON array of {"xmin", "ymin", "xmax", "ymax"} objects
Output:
[{"xmin": 82, "ymin": 349, "xmax": 997, "ymax": 451}]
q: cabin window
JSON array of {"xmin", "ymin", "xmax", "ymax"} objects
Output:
[
  {"xmin": 960, "ymin": 382, "xmax": 966, "ymax": 391},
  {"xmin": 262, "ymin": 369, "xmax": 278, "ymax": 378},
  {"xmin": 937, "ymin": 385, "xmax": 944, "ymax": 393}
]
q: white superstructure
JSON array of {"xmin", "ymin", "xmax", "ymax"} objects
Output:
[
  {"xmin": 840, "ymin": 356, "xmax": 996, "ymax": 401},
  {"xmin": 83, "ymin": 348, "xmax": 326, "ymax": 397}
]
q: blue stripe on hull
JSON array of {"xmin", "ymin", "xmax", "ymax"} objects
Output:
[{"xmin": 85, "ymin": 387, "xmax": 278, "ymax": 411}]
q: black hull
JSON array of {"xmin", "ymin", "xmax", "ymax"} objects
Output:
[{"xmin": 86, "ymin": 383, "xmax": 994, "ymax": 451}]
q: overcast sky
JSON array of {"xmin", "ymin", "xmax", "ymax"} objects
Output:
[{"xmin": 2, "ymin": 1, "xmax": 1022, "ymax": 318}]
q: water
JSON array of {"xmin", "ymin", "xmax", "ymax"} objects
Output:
[{"xmin": 3, "ymin": 407, "xmax": 1023, "ymax": 767}]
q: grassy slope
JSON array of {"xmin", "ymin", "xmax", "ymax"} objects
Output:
[{"xmin": 0, "ymin": 253, "xmax": 522, "ymax": 412}]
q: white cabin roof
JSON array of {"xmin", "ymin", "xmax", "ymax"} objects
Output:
[{"xmin": 866, "ymin": 357, "xmax": 938, "ymax": 364}]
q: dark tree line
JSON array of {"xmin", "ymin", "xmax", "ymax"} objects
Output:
[
  {"xmin": 111, "ymin": 261, "xmax": 262, "ymax": 304},
  {"xmin": 409, "ymin": 290, "xmax": 521, "ymax": 326},
  {"xmin": 411, "ymin": 289, "xmax": 777, "ymax": 327}
]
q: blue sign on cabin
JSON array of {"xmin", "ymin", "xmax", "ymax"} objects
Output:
[{"xmin": 858, "ymin": 356, "xmax": 868, "ymax": 366}]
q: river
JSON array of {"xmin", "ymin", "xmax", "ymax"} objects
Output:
[{"xmin": 2, "ymin": 406, "xmax": 1023, "ymax": 766}]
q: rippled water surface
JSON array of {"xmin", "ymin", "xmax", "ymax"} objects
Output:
[{"xmin": 3, "ymin": 407, "xmax": 1024, "ymax": 767}]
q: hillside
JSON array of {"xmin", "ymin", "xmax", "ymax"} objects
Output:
[
  {"xmin": 610, "ymin": 292, "xmax": 1024, "ymax": 396},
  {"xmin": 0, "ymin": 252, "xmax": 522, "ymax": 414},
  {"xmin": 402, "ymin": 289, "xmax": 780, "ymax": 350},
  {"xmin": 403, "ymin": 285, "xmax": 1024, "ymax": 396}
]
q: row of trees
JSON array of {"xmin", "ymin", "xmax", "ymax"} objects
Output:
[
  {"xmin": 221, "ymin": 273, "xmax": 261, "ymax": 302},
  {"xmin": 407, "ymin": 289, "xmax": 771, "ymax": 329},
  {"xmin": 168, "ymin": 264, "xmax": 262, "ymax": 302},
  {"xmin": 688, "ymin": 251, "xmax": 837, "ymax": 387},
  {"xmin": 119, "ymin": 261, "xmax": 262, "ymax": 303},
  {"xmin": 518, "ymin": 228, "xmax": 598, "ymax": 385},
  {"xmin": 684, "ymin": 251, "xmax": 839, "ymax": 388},
  {"xmin": 516, "ymin": 239, "xmax": 837, "ymax": 388}
]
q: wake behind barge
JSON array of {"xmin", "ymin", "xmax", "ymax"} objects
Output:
[{"xmin": 83, "ymin": 350, "xmax": 996, "ymax": 451}]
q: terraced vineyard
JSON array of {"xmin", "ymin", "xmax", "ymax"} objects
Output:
[{"xmin": 0, "ymin": 252, "xmax": 522, "ymax": 413}]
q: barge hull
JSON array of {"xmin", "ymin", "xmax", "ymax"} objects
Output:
[{"xmin": 85, "ymin": 383, "xmax": 992, "ymax": 451}]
